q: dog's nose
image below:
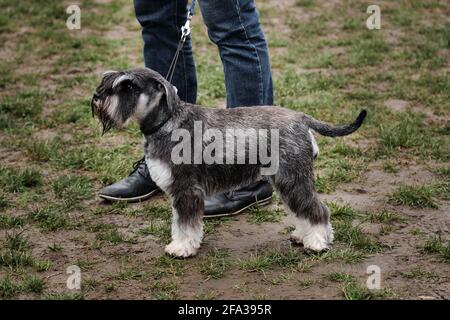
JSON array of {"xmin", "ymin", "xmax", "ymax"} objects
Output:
[{"xmin": 93, "ymin": 92, "xmax": 100, "ymax": 101}]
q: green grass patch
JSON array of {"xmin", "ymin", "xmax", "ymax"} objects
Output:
[
  {"xmin": 151, "ymin": 280, "xmax": 179, "ymax": 300},
  {"xmin": 390, "ymin": 184, "xmax": 438, "ymax": 209},
  {"xmin": 325, "ymin": 272, "xmax": 354, "ymax": 283},
  {"xmin": 24, "ymin": 140, "xmax": 59, "ymax": 162},
  {"xmin": 400, "ymin": 268, "xmax": 440, "ymax": 280},
  {"xmin": 52, "ymin": 175, "xmax": 93, "ymax": 209},
  {"xmin": 96, "ymin": 229, "xmax": 133, "ymax": 245},
  {"xmin": 334, "ymin": 221, "xmax": 382, "ymax": 253},
  {"xmin": 21, "ymin": 274, "xmax": 45, "ymax": 293},
  {"xmin": 0, "ymin": 90, "xmax": 44, "ymax": 118},
  {"xmin": 140, "ymin": 220, "xmax": 171, "ymax": 244},
  {"xmin": 28, "ymin": 205, "xmax": 72, "ymax": 231},
  {"xmin": 44, "ymin": 292, "xmax": 84, "ymax": 300},
  {"xmin": 247, "ymin": 207, "xmax": 283, "ymax": 224},
  {"xmin": 199, "ymin": 249, "xmax": 231, "ymax": 280},
  {"xmin": 0, "ymin": 214, "xmax": 24, "ymax": 228},
  {"xmin": 152, "ymin": 255, "xmax": 185, "ymax": 279},
  {"xmin": 0, "ymin": 194, "xmax": 10, "ymax": 210},
  {"xmin": 342, "ymin": 281, "xmax": 395, "ymax": 300},
  {"xmin": 365, "ymin": 210, "xmax": 407, "ymax": 224},
  {"xmin": 0, "ymin": 167, "xmax": 43, "ymax": 193},
  {"xmin": 0, "ymin": 276, "xmax": 21, "ymax": 299},
  {"xmin": 419, "ymin": 236, "xmax": 450, "ymax": 262},
  {"xmin": 239, "ymin": 246, "xmax": 304, "ymax": 273},
  {"xmin": 328, "ymin": 202, "xmax": 358, "ymax": 221}
]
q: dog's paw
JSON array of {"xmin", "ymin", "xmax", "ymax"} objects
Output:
[
  {"xmin": 290, "ymin": 231, "xmax": 304, "ymax": 245},
  {"xmin": 302, "ymin": 231, "xmax": 331, "ymax": 252},
  {"xmin": 165, "ymin": 240, "xmax": 198, "ymax": 258}
]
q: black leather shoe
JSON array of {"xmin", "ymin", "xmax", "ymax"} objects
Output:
[
  {"xmin": 204, "ymin": 180, "xmax": 273, "ymax": 218},
  {"xmin": 99, "ymin": 157, "xmax": 161, "ymax": 202}
]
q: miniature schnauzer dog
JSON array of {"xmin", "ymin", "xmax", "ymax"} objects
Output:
[{"xmin": 91, "ymin": 68, "xmax": 367, "ymax": 258}]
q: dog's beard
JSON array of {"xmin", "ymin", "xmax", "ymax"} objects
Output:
[
  {"xmin": 91, "ymin": 92, "xmax": 139, "ymax": 135},
  {"xmin": 91, "ymin": 95, "xmax": 119, "ymax": 135}
]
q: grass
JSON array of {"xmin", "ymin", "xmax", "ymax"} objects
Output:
[
  {"xmin": 342, "ymin": 281, "xmax": 395, "ymax": 300},
  {"xmin": 139, "ymin": 220, "xmax": 171, "ymax": 244},
  {"xmin": 152, "ymin": 255, "xmax": 185, "ymax": 279},
  {"xmin": 0, "ymin": 214, "xmax": 24, "ymax": 228},
  {"xmin": 310, "ymin": 248, "xmax": 366, "ymax": 264},
  {"xmin": 326, "ymin": 272, "xmax": 354, "ymax": 283},
  {"xmin": 96, "ymin": 229, "xmax": 133, "ymax": 245},
  {"xmin": 400, "ymin": 268, "xmax": 440, "ymax": 280},
  {"xmin": 199, "ymin": 249, "xmax": 230, "ymax": 280},
  {"xmin": 112, "ymin": 267, "xmax": 148, "ymax": 281},
  {"xmin": 327, "ymin": 202, "xmax": 358, "ymax": 221},
  {"xmin": 390, "ymin": 184, "xmax": 438, "ymax": 209},
  {"xmin": 247, "ymin": 207, "xmax": 283, "ymax": 224},
  {"xmin": 52, "ymin": 175, "xmax": 93, "ymax": 208},
  {"xmin": 28, "ymin": 205, "xmax": 71, "ymax": 231},
  {"xmin": 365, "ymin": 210, "xmax": 407, "ymax": 224},
  {"xmin": 0, "ymin": 167, "xmax": 43, "ymax": 193},
  {"xmin": 0, "ymin": 0, "xmax": 448, "ymax": 299},
  {"xmin": 21, "ymin": 274, "xmax": 45, "ymax": 293},
  {"xmin": 0, "ymin": 277, "xmax": 20, "ymax": 299},
  {"xmin": 150, "ymin": 280, "xmax": 179, "ymax": 300},
  {"xmin": 25, "ymin": 140, "xmax": 57, "ymax": 162},
  {"xmin": 44, "ymin": 292, "xmax": 84, "ymax": 300},
  {"xmin": 326, "ymin": 269, "xmax": 396, "ymax": 300},
  {"xmin": 239, "ymin": 246, "xmax": 304, "ymax": 273},
  {"xmin": 4, "ymin": 231, "xmax": 29, "ymax": 252},
  {"xmin": 378, "ymin": 114, "xmax": 447, "ymax": 160},
  {"xmin": 315, "ymin": 158, "xmax": 365, "ymax": 193},
  {"xmin": 334, "ymin": 221, "xmax": 382, "ymax": 253},
  {"xmin": 419, "ymin": 236, "xmax": 450, "ymax": 262},
  {"xmin": 0, "ymin": 90, "xmax": 43, "ymax": 118},
  {"xmin": 0, "ymin": 194, "xmax": 10, "ymax": 210},
  {"xmin": 0, "ymin": 231, "xmax": 50, "ymax": 272}
]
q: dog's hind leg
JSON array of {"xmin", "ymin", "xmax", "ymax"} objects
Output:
[
  {"xmin": 165, "ymin": 187, "xmax": 204, "ymax": 258},
  {"xmin": 273, "ymin": 163, "xmax": 333, "ymax": 252}
]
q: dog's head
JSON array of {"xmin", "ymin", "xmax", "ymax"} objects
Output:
[{"xmin": 91, "ymin": 68, "xmax": 178, "ymax": 135}]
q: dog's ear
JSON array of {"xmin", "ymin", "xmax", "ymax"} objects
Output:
[{"xmin": 150, "ymin": 72, "xmax": 178, "ymax": 112}]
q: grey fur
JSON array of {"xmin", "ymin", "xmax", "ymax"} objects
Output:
[{"xmin": 91, "ymin": 68, "xmax": 367, "ymax": 257}]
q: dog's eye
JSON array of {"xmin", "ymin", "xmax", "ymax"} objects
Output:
[{"xmin": 123, "ymin": 82, "xmax": 138, "ymax": 92}]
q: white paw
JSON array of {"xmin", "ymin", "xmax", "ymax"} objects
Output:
[
  {"xmin": 290, "ymin": 230, "xmax": 305, "ymax": 244},
  {"xmin": 303, "ymin": 233, "xmax": 330, "ymax": 252},
  {"xmin": 302, "ymin": 224, "xmax": 334, "ymax": 252},
  {"xmin": 165, "ymin": 240, "xmax": 198, "ymax": 258}
]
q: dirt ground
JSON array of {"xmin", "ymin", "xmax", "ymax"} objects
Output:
[{"xmin": 0, "ymin": 0, "xmax": 448, "ymax": 300}]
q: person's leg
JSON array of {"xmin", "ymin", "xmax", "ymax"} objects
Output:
[
  {"xmin": 99, "ymin": 0, "xmax": 197, "ymax": 202},
  {"xmin": 198, "ymin": 0, "xmax": 273, "ymax": 108},
  {"xmin": 198, "ymin": 0, "xmax": 274, "ymax": 217},
  {"xmin": 135, "ymin": 0, "xmax": 197, "ymax": 103}
]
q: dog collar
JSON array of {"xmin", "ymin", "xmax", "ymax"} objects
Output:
[{"xmin": 142, "ymin": 114, "xmax": 172, "ymax": 136}]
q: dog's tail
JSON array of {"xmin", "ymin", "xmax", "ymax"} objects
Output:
[{"xmin": 303, "ymin": 110, "xmax": 367, "ymax": 137}]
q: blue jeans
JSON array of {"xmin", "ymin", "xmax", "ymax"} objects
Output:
[{"xmin": 133, "ymin": 0, "xmax": 273, "ymax": 108}]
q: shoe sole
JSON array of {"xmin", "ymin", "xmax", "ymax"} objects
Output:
[
  {"xmin": 203, "ymin": 196, "xmax": 273, "ymax": 219},
  {"xmin": 99, "ymin": 189, "xmax": 160, "ymax": 203}
]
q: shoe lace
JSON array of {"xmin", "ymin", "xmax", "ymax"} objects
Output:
[{"xmin": 130, "ymin": 157, "xmax": 150, "ymax": 179}]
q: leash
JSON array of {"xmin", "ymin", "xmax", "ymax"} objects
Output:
[{"xmin": 166, "ymin": 0, "xmax": 196, "ymax": 84}]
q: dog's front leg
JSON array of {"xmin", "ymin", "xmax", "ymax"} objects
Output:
[{"xmin": 165, "ymin": 190, "xmax": 204, "ymax": 258}]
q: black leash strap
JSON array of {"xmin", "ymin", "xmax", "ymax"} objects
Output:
[{"xmin": 166, "ymin": 0, "xmax": 196, "ymax": 84}]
